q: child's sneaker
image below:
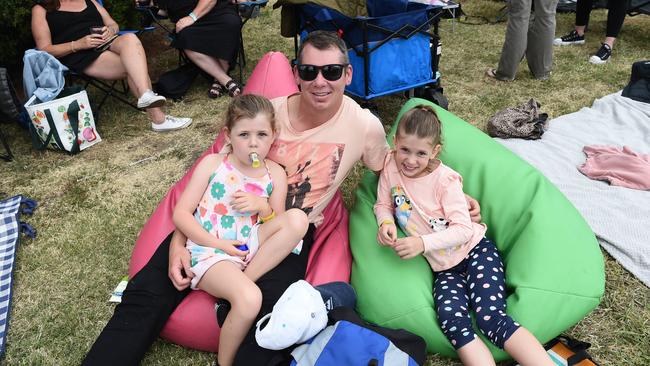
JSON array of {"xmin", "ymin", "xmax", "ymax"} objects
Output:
[
  {"xmin": 589, "ymin": 43, "xmax": 612, "ymax": 64},
  {"xmin": 553, "ymin": 30, "xmax": 585, "ymax": 46}
]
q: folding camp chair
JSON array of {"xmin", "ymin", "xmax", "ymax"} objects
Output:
[
  {"xmin": 289, "ymin": 0, "xmax": 454, "ymax": 108},
  {"xmin": 235, "ymin": 0, "xmax": 270, "ymax": 83}
]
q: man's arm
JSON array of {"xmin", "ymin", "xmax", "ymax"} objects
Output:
[
  {"xmin": 168, "ymin": 229, "xmax": 193, "ymax": 291},
  {"xmin": 465, "ymin": 194, "xmax": 482, "ymax": 223}
]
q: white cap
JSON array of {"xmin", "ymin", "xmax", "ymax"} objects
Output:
[{"xmin": 255, "ymin": 280, "xmax": 328, "ymax": 350}]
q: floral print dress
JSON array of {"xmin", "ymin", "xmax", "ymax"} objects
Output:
[{"xmin": 187, "ymin": 154, "xmax": 273, "ymax": 289}]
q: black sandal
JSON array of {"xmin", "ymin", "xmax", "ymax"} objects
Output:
[
  {"xmin": 224, "ymin": 79, "xmax": 242, "ymax": 97},
  {"xmin": 208, "ymin": 81, "xmax": 225, "ymax": 99}
]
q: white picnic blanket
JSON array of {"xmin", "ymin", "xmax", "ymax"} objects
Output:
[{"xmin": 496, "ymin": 92, "xmax": 650, "ymax": 287}]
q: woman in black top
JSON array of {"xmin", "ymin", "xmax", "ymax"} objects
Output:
[
  {"xmin": 32, "ymin": 0, "xmax": 192, "ymax": 132},
  {"xmin": 157, "ymin": 0, "xmax": 243, "ymax": 98}
]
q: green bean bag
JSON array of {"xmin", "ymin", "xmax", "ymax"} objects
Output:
[{"xmin": 349, "ymin": 98, "xmax": 605, "ymax": 361}]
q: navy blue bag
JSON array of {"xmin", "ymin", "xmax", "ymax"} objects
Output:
[{"xmin": 290, "ymin": 307, "xmax": 426, "ymax": 366}]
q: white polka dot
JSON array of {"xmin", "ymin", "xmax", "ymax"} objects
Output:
[
  {"xmin": 460, "ymin": 306, "xmax": 466, "ymax": 311},
  {"xmin": 451, "ymin": 290, "xmax": 457, "ymax": 294},
  {"xmin": 477, "ymin": 265, "xmax": 484, "ymax": 270},
  {"xmin": 488, "ymin": 331, "xmax": 492, "ymax": 336},
  {"xmin": 492, "ymin": 267, "xmax": 498, "ymax": 272},
  {"xmin": 455, "ymin": 312, "xmax": 463, "ymax": 317},
  {"xmin": 470, "ymin": 293, "xmax": 475, "ymax": 299},
  {"xmin": 476, "ymin": 306, "xmax": 482, "ymax": 313},
  {"xmin": 483, "ymin": 315, "xmax": 491, "ymax": 321},
  {"xmin": 472, "ymin": 254, "xmax": 478, "ymax": 259},
  {"xmin": 464, "ymin": 295, "xmax": 469, "ymax": 300},
  {"xmin": 499, "ymin": 285, "xmax": 504, "ymax": 291},
  {"xmin": 483, "ymin": 283, "xmax": 490, "ymax": 288},
  {"xmin": 444, "ymin": 300, "xmax": 451, "ymax": 304},
  {"xmin": 449, "ymin": 326, "xmax": 457, "ymax": 332},
  {"xmin": 498, "ymin": 293, "xmax": 503, "ymax": 299},
  {"xmin": 437, "ymin": 295, "xmax": 443, "ymax": 300},
  {"xmin": 514, "ymin": 322, "xmax": 520, "ymax": 326},
  {"xmin": 482, "ymin": 248, "xmax": 487, "ymax": 252},
  {"xmin": 442, "ymin": 320, "xmax": 448, "ymax": 325},
  {"xmin": 451, "ymin": 340, "xmax": 456, "ymax": 345},
  {"xmin": 471, "ymin": 261, "xmax": 477, "ymax": 266},
  {"xmin": 491, "ymin": 276, "xmax": 498, "ymax": 281},
  {"xmin": 490, "ymin": 306, "xmax": 497, "ymax": 311},
  {"xmin": 444, "ymin": 307, "xmax": 452, "ymax": 311},
  {"xmin": 469, "ymin": 283, "xmax": 475, "ymax": 289},
  {"xmin": 441, "ymin": 280, "xmax": 447, "ymax": 284},
  {"xmin": 476, "ymin": 297, "xmax": 482, "ymax": 303},
  {"xmin": 452, "ymin": 296, "xmax": 459, "ymax": 300},
  {"xmin": 462, "ymin": 331, "xmax": 470, "ymax": 337},
  {"xmin": 487, "ymin": 257, "xmax": 493, "ymax": 261},
  {"xmin": 442, "ymin": 286, "xmax": 448, "ymax": 290},
  {"xmin": 477, "ymin": 274, "xmax": 484, "ymax": 279},
  {"xmin": 499, "ymin": 267, "xmax": 504, "ymax": 272},
  {"xmin": 457, "ymin": 283, "xmax": 463, "ymax": 288}
]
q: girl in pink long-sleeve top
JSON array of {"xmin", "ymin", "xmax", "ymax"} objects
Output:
[{"xmin": 373, "ymin": 105, "xmax": 553, "ymax": 366}]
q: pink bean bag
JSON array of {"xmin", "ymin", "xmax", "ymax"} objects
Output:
[{"xmin": 128, "ymin": 52, "xmax": 352, "ymax": 352}]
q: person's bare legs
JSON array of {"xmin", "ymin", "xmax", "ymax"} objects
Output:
[
  {"xmin": 106, "ymin": 33, "xmax": 152, "ymax": 96},
  {"xmin": 83, "ymin": 49, "xmax": 166, "ymax": 123},
  {"xmin": 184, "ymin": 49, "xmax": 232, "ymax": 86},
  {"xmin": 244, "ymin": 209, "xmax": 309, "ymax": 282},
  {"xmin": 504, "ymin": 327, "xmax": 554, "ymax": 366},
  {"xmin": 457, "ymin": 338, "xmax": 496, "ymax": 366},
  {"xmin": 575, "ymin": 25, "xmax": 586, "ymax": 36},
  {"xmin": 603, "ymin": 36, "xmax": 616, "ymax": 48},
  {"xmin": 198, "ymin": 262, "xmax": 262, "ymax": 366}
]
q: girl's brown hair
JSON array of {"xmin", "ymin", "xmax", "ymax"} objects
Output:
[
  {"xmin": 396, "ymin": 104, "xmax": 442, "ymax": 146},
  {"xmin": 225, "ymin": 94, "xmax": 276, "ymax": 132},
  {"xmin": 39, "ymin": 0, "xmax": 61, "ymax": 12}
]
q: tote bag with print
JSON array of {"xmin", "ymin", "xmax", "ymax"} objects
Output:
[{"xmin": 25, "ymin": 89, "xmax": 100, "ymax": 154}]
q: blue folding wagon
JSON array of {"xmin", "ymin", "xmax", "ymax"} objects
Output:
[{"xmin": 280, "ymin": 0, "xmax": 458, "ymax": 108}]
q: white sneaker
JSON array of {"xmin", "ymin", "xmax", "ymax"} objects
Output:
[
  {"xmin": 137, "ymin": 90, "xmax": 166, "ymax": 109},
  {"xmin": 151, "ymin": 115, "xmax": 192, "ymax": 132}
]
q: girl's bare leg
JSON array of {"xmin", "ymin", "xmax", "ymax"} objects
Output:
[
  {"xmin": 244, "ymin": 209, "xmax": 309, "ymax": 282},
  {"xmin": 504, "ymin": 327, "xmax": 554, "ymax": 366},
  {"xmin": 457, "ymin": 338, "xmax": 496, "ymax": 366},
  {"xmin": 198, "ymin": 262, "xmax": 262, "ymax": 366}
]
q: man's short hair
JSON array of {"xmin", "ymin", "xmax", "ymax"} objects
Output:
[{"xmin": 297, "ymin": 30, "xmax": 349, "ymax": 64}]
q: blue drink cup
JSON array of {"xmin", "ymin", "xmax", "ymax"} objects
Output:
[{"xmin": 235, "ymin": 244, "xmax": 249, "ymax": 251}]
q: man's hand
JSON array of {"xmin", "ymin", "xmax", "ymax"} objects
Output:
[
  {"xmin": 168, "ymin": 232, "xmax": 193, "ymax": 291},
  {"xmin": 175, "ymin": 16, "xmax": 194, "ymax": 33},
  {"xmin": 393, "ymin": 236, "xmax": 424, "ymax": 260},
  {"xmin": 231, "ymin": 191, "xmax": 270, "ymax": 216},
  {"xmin": 377, "ymin": 222, "xmax": 397, "ymax": 246},
  {"xmin": 465, "ymin": 194, "xmax": 482, "ymax": 224}
]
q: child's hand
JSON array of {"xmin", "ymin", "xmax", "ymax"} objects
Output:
[
  {"xmin": 377, "ymin": 223, "xmax": 397, "ymax": 246},
  {"xmin": 220, "ymin": 240, "xmax": 249, "ymax": 257},
  {"xmin": 231, "ymin": 191, "xmax": 269, "ymax": 215},
  {"xmin": 393, "ymin": 236, "xmax": 424, "ymax": 259}
]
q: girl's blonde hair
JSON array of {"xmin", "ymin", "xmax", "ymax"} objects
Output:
[
  {"xmin": 396, "ymin": 105, "xmax": 442, "ymax": 146},
  {"xmin": 225, "ymin": 94, "xmax": 276, "ymax": 131}
]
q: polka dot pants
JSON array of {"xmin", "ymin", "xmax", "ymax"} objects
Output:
[{"xmin": 433, "ymin": 238, "xmax": 519, "ymax": 350}]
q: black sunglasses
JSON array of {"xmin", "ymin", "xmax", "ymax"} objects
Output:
[{"xmin": 297, "ymin": 64, "xmax": 348, "ymax": 81}]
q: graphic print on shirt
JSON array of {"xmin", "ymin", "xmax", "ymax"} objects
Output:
[
  {"xmin": 268, "ymin": 139, "xmax": 344, "ymax": 215},
  {"xmin": 391, "ymin": 185, "xmax": 418, "ymax": 236}
]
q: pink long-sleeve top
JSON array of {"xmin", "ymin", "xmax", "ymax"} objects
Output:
[{"xmin": 374, "ymin": 153, "xmax": 487, "ymax": 272}]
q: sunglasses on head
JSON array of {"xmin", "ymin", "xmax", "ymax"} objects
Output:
[{"xmin": 297, "ymin": 64, "xmax": 348, "ymax": 81}]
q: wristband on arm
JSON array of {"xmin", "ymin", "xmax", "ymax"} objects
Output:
[{"xmin": 188, "ymin": 11, "xmax": 198, "ymax": 21}]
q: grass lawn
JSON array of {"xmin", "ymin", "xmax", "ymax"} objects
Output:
[{"xmin": 1, "ymin": 1, "xmax": 649, "ymax": 365}]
